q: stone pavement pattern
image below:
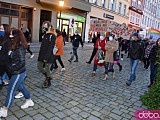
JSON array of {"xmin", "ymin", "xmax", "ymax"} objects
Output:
[{"xmin": 0, "ymin": 43, "xmax": 149, "ymax": 120}]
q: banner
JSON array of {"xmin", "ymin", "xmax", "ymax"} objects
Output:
[
  {"xmin": 90, "ymin": 20, "xmax": 133, "ymax": 39},
  {"xmin": 69, "ymin": 18, "xmax": 75, "ymax": 28}
]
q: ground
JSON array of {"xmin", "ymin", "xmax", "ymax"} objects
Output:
[{"xmin": 0, "ymin": 43, "xmax": 149, "ymax": 120}]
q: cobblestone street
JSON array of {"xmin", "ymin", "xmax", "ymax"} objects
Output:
[{"xmin": 0, "ymin": 43, "xmax": 149, "ymax": 120}]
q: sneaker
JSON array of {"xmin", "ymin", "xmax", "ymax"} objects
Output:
[
  {"xmin": 121, "ymin": 58, "xmax": 123, "ymax": 61},
  {"xmin": 0, "ymin": 107, "xmax": 8, "ymax": 117},
  {"xmin": 15, "ymin": 92, "xmax": 24, "ymax": 99},
  {"xmin": 61, "ymin": 68, "xmax": 65, "ymax": 72},
  {"xmin": 89, "ymin": 72, "xmax": 96, "ymax": 77},
  {"xmin": 74, "ymin": 59, "xmax": 78, "ymax": 62},
  {"xmin": 21, "ymin": 99, "xmax": 34, "ymax": 109},
  {"xmin": 119, "ymin": 66, "xmax": 122, "ymax": 71},
  {"xmin": 3, "ymin": 80, "xmax": 9, "ymax": 86},
  {"xmin": 30, "ymin": 54, "xmax": 34, "ymax": 58},
  {"xmin": 103, "ymin": 74, "xmax": 108, "ymax": 80},
  {"xmin": 126, "ymin": 82, "xmax": 131, "ymax": 86}
]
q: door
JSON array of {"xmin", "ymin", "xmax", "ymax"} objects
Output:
[
  {"xmin": 39, "ymin": 10, "xmax": 51, "ymax": 42},
  {"xmin": 62, "ymin": 24, "xmax": 69, "ymax": 42}
]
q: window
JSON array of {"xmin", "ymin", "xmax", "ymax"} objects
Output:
[
  {"xmin": 142, "ymin": 15, "xmax": 145, "ymax": 24},
  {"xmin": 138, "ymin": 1, "xmax": 141, "ymax": 10},
  {"xmin": 118, "ymin": 2, "xmax": 122, "ymax": 14},
  {"xmin": 130, "ymin": 13, "xmax": 135, "ymax": 23},
  {"xmin": 152, "ymin": 20, "xmax": 155, "ymax": 28},
  {"xmin": 123, "ymin": 5, "xmax": 127, "ymax": 16},
  {"xmin": 110, "ymin": 0, "xmax": 115, "ymax": 11},
  {"xmin": 136, "ymin": 15, "xmax": 139, "ymax": 25},
  {"xmin": 102, "ymin": 0, "xmax": 106, "ymax": 8},
  {"xmin": 145, "ymin": 16, "xmax": 147, "ymax": 25},
  {"xmin": 93, "ymin": 0, "xmax": 97, "ymax": 4},
  {"xmin": 132, "ymin": 0, "xmax": 136, "ymax": 7},
  {"xmin": 148, "ymin": 18, "xmax": 149, "ymax": 26},
  {"xmin": 147, "ymin": 1, "xmax": 150, "ymax": 9}
]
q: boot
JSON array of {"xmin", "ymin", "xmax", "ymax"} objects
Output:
[{"xmin": 42, "ymin": 77, "xmax": 51, "ymax": 88}]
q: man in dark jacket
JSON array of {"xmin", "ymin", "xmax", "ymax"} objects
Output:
[
  {"xmin": 68, "ymin": 30, "xmax": 83, "ymax": 62},
  {"xmin": 37, "ymin": 21, "xmax": 56, "ymax": 88},
  {"xmin": 126, "ymin": 32, "xmax": 144, "ymax": 86}
]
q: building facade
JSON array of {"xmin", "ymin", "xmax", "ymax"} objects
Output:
[
  {"xmin": 85, "ymin": 0, "xmax": 130, "ymax": 41},
  {"xmin": 0, "ymin": 0, "xmax": 91, "ymax": 42},
  {"xmin": 128, "ymin": 0, "xmax": 144, "ymax": 33},
  {"xmin": 140, "ymin": 0, "xmax": 160, "ymax": 39}
]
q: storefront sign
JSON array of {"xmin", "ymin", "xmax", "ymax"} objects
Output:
[
  {"xmin": 103, "ymin": 13, "xmax": 114, "ymax": 20},
  {"xmin": 90, "ymin": 20, "xmax": 133, "ymax": 39},
  {"xmin": 58, "ymin": 12, "xmax": 85, "ymax": 22}
]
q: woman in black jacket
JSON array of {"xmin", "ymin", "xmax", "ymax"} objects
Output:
[
  {"xmin": 148, "ymin": 38, "xmax": 160, "ymax": 87},
  {"xmin": 0, "ymin": 24, "xmax": 10, "ymax": 90},
  {"xmin": 0, "ymin": 29, "xmax": 34, "ymax": 118}
]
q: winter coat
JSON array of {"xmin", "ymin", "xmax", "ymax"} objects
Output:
[
  {"xmin": 105, "ymin": 40, "xmax": 118, "ymax": 63},
  {"xmin": 149, "ymin": 45, "xmax": 159, "ymax": 65},
  {"xmin": 0, "ymin": 36, "xmax": 10, "ymax": 65},
  {"xmin": 94, "ymin": 38, "xmax": 107, "ymax": 66},
  {"xmin": 144, "ymin": 43, "xmax": 154, "ymax": 58},
  {"xmin": 55, "ymin": 35, "xmax": 64, "ymax": 56},
  {"xmin": 38, "ymin": 33, "xmax": 56, "ymax": 63},
  {"xmin": 129, "ymin": 39, "xmax": 144, "ymax": 61},
  {"xmin": 70, "ymin": 34, "xmax": 83, "ymax": 47},
  {"xmin": 7, "ymin": 46, "xmax": 26, "ymax": 75}
]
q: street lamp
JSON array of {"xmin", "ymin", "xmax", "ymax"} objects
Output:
[{"xmin": 59, "ymin": 0, "xmax": 64, "ymax": 30}]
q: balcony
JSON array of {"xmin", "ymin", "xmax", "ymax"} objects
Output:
[{"xmin": 129, "ymin": 6, "xmax": 143, "ymax": 15}]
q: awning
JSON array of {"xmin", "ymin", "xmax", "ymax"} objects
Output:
[{"xmin": 128, "ymin": 23, "xmax": 140, "ymax": 30}]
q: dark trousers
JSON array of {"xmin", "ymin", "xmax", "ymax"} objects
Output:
[
  {"xmin": 88, "ymin": 48, "xmax": 97, "ymax": 63},
  {"xmin": 50, "ymin": 55, "xmax": 64, "ymax": 70},
  {"xmin": 27, "ymin": 45, "xmax": 33, "ymax": 55},
  {"xmin": 143, "ymin": 57, "xmax": 150, "ymax": 69},
  {"xmin": 70, "ymin": 47, "xmax": 78, "ymax": 60},
  {"xmin": 150, "ymin": 62, "xmax": 158, "ymax": 85},
  {"xmin": 105, "ymin": 62, "xmax": 114, "ymax": 74}
]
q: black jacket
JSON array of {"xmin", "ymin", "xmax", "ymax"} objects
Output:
[
  {"xmin": 149, "ymin": 45, "xmax": 159, "ymax": 64},
  {"xmin": 129, "ymin": 40, "xmax": 144, "ymax": 61},
  {"xmin": 7, "ymin": 46, "xmax": 26, "ymax": 75},
  {"xmin": 0, "ymin": 36, "xmax": 10, "ymax": 65},
  {"xmin": 38, "ymin": 33, "xmax": 56, "ymax": 63},
  {"xmin": 70, "ymin": 34, "xmax": 83, "ymax": 47}
]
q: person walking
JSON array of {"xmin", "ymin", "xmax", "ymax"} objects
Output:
[
  {"xmin": 104, "ymin": 34, "xmax": 118, "ymax": 80},
  {"xmin": 86, "ymin": 32, "xmax": 101, "ymax": 64},
  {"xmin": 0, "ymin": 24, "xmax": 10, "ymax": 90},
  {"xmin": 68, "ymin": 30, "xmax": 83, "ymax": 62},
  {"xmin": 62, "ymin": 29, "xmax": 67, "ymax": 46},
  {"xmin": 143, "ymin": 39, "xmax": 154, "ymax": 69},
  {"xmin": 37, "ymin": 21, "xmax": 56, "ymax": 88},
  {"xmin": 148, "ymin": 38, "xmax": 160, "ymax": 87},
  {"xmin": 126, "ymin": 33, "xmax": 144, "ymax": 86},
  {"xmin": 50, "ymin": 29, "xmax": 65, "ymax": 72},
  {"xmin": 0, "ymin": 29, "xmax": 34, "ymax": 118}
]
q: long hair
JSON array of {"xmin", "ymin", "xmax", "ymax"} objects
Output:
[
  {"xmin": 56, "ymin": 29, "xmax": 62, "ymax": 37},
  {"xmin": 10, "ymin": 29, "xmax": 28, "ymax": 50},
  {"xmin": 156, "ymin": 38, "xmax": 160, "ymax": 47},
  {"xmin": 2, "ymin": 24, "xmax": 10, "ymax": 43}
]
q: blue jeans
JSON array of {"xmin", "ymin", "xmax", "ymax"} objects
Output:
[
  {"xmin": 150, "ymin": 62, "xmax": 158, "ymax": 85},
  {"xmin": 70, "ymin": 46, "xmax": 78, "ymax": 60},
  {"xmin": 4, "ymin": 71, "xmax": 31, "ymax": 109},
  {"xmin": 128, "ymin": 59, "xmax": 139, "ymax": 83}
]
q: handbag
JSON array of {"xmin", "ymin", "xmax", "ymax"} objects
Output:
[{"xmin": 53, "ymin": 46, "xmax": 58, "ymax": 55}]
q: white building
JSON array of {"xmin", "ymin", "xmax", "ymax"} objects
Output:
[{"xmin": 140, "ymin": 0, "xmax": 160, "ymax": 39}]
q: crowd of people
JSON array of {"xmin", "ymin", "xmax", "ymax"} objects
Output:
[{"xmin": 0, "ymin": 20, "xmax": 160, "ymax": 118}]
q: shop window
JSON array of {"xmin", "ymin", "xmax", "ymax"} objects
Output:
[
  {"xmin": 1, "ymin": 3, "xmax": 10, "ymax": 8},
  {"xmin": 10, "ymin": 10, "xmax": 19, "ymax": 16},
  {"xmin": 11, "ymin": 17, "xmax": 18, "ymax": 28},
  {"xmin": 1, "ymin": 16, "xmax": 9, "ymax": 24},
  {"xmin": 11, "ymin": 5, "xmax": 19, "ymax": 10},
  {"xmin": 0, "ymin": 8, "xmax": 10, "ymax": 15},
  {"xmin": 62, "ymin": 20, "xmax": 69, "ymax": 24},
  {"xmin": 21, "ymin": 12, "xmax": 29, "ymax": 18}
]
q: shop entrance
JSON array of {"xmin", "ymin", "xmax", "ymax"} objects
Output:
[
  {"xmin": 62, "ymin": 24, "xmax": 69, "ymax": 42},
  {"xmin": 39, "ymin": 10, "xmax": 51, "ymax": 42}
]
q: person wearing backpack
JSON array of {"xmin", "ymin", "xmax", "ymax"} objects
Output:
[{"xmin": 37, "ymin": 21, "xmax": 56, "ymax": 88}]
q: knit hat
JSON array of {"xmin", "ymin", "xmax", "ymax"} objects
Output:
[{"xmin": 132, "ymin": 32, "xmax": 138, "ymax": 37}]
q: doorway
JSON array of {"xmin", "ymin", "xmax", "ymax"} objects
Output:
[
  {"xmin": 62, "ymin": 24, "xmax": 69, "ymax": 42},
  {"xmin": 39, "ymin": 10, "xmax": 52, "ymax": 42}
]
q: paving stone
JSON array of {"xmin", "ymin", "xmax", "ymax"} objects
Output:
[
  {"xmin": 109, "ymin": 113, "xmax": 122, "ymax": 120},
  {"xmin": 5, "ymin": 115, "xmax": 18, "ymax": 120},
  {"xmin": 87, "ymin": 115, "xmax": 101, "ymax": 120},
  {"xmin": 37, "ymin": 107, "xmax": 48, "ymax": 114},
  {"xmin": 19, "ymin": 115, "xmax": 33, "ymax": 120},
  {"xmin": 62, "ymin": 109, "xmax": 74, "ymax": 116},
  {"xmin": 14, "ymin": 110, "xmax": 26, "ymax": 118},
  {"xmin": 69, "ymin": 101, "xmax": 79, "ymax": 106},
  {"xmin": 79, "ymin": 111, "xmax": 90, "ymax": 118},
  {"xmin": 32, "ymin": 114, "xmax": 46, "ymax": 120},
  {"xmin": 54, "ymin": 112, "xmax": 67, "ymax": 119},
  {"xmin": 111, "ymin": 108, "xmax": 123, "ymax": 115},
  {"xmin": 43, "ymin": 112, "xmax": 55, "ymax": 119},
  {"xmin": 91, "ymin": 111, "xmax": 102, "ymax": 117},
  {"xmin": 70, "ymin": 107, "xmax": 82, "ymax": 113}
]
